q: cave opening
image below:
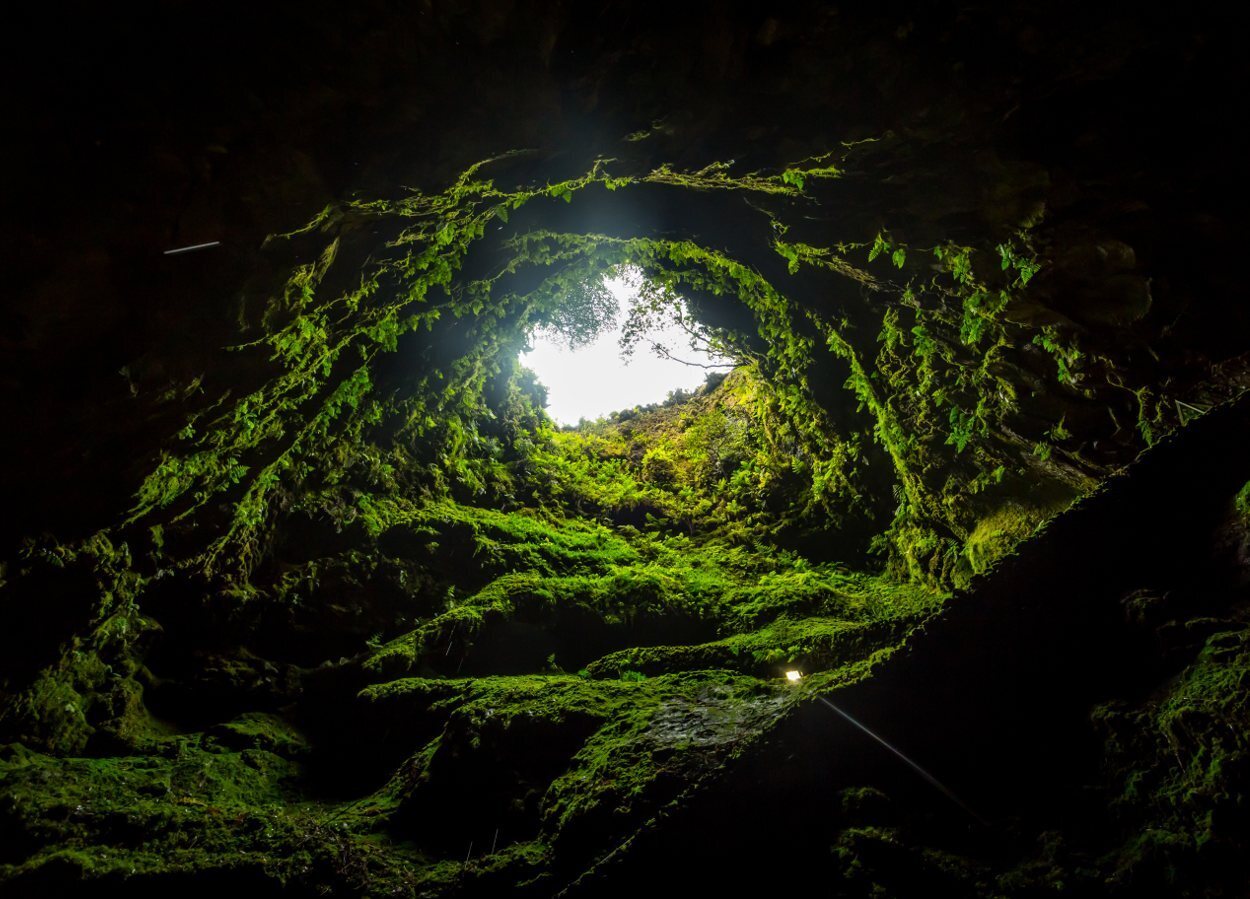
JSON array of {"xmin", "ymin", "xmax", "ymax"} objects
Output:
[{"xmin": 519, "ymin": 266, "xmax": 734, "ymax": 426}]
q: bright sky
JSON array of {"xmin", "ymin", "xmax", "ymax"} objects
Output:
[{"xmin": 520, "ymin": 274, "xmax": 728, "ymax": 425}]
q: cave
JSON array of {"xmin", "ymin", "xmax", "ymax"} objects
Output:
[{"xmin": 3, "ymin": 4, "xmax": 1249, "ymax": 896}]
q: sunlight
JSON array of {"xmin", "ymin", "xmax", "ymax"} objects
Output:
[{"xmin": 520, "ymin": 272, "xmax": 730, "ymax": 425}]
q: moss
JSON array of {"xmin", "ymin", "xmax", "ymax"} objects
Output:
[
  {"xmin": 583, "ymin": 611, "xmax": 930, "ymax": 680},
  {"xmin": 0, "ymin": 533, "xmax": 163, "ymax": 755},
  {"xmin": 831, "ymin": 824, "xmax": 994, "ymax": 897},
  {"xmin": 207, "ymin": 713, "xmax": 309, "ymax": 758},
  {"xmin": 886, "ymin": 516, "xmax": 958, "ymax": 585},
  {"xmin": 531, "ymin": 367, "xmax": 846, "ymax": 539},
  {"xmin": 955, "ymin": 490, "xmax": 1077, "ymax": 586},
  {"xmin": 2, "ymin": 739, "xmax": 292, "ymax": 880},
  {"xmin": 961, "ymin": 503, "xmax": 1036, "ymax": 579},
  {"xmin": 3, "ymin": 624, "xmax": 163, "ymax": 756},
  {"xmin": 379, "ymin": 499, "xmax": 641, "ymax": 576},
  {"xmin": 360, "ymin": 502, "xmax": 944, "ymax": 682},
  {"xmin": 0, "ymin": 737, "xmax": 476, "ymax": 896},
  {"xmin": 537, "ymin": 673, "xmax": 786, "ymax": 855},
  {"xmin": 104, "ymin": 143, "xmax": 1130, "ymax": 589},
  {"xmin": 0, "ymin": 113, "xmax": 1223, "ymax": 895},
  {"xmin": 351, "ymin": 669, "xmax": 792, "ymax": 869},
  {"xmin": 1093, "ymin": 624, "xmax": 1250, "ymax": 893}
]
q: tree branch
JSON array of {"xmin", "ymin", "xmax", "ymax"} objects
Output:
[{"xmin": 648, "ymin": 341, "xmax": 736, "ymax": 370}]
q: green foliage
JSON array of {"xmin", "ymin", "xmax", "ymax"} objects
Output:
[
  {"xmin": 0, "ymin": 735, "xmax": 489, "ymax": 894},
  {"xmin": 1046, "ymin": 417, "xmax": 1071, "ymax": 442},
  {"xmin": 526, "ymin": 368, "xmax": 851, "ymax": 537},
  {"xmin": 956, "ymin": 492, "xmax": 1073, "ymax": 586},
  {"xmin": 996, "ymin": 239, "xmax": 1042, "ymax": 286},
  {"xmin": 1135, "ymin": 386, "xmax": 1167, "ymax": 447},
  {"xmin": 0, "ymin": 144, "xmax": 1196, "ymax": 897},
  {"xmin": 1032, "ymin": 325, "xmax": 1083, "ymax": 384},
  {"xmin": 946, "ymin": 405, "xmax": 982, "ymax": 453},
  {"xmin": 1093, "ymin": 626, "xmax": 1250, "ymax": 888},
  {"xmin": 105, "ymin": 148, "xmax": 1120, "ymax": 593},
  {"xmin": 528, "ymin": 269, "xmax": 619, "ymax": 348}
]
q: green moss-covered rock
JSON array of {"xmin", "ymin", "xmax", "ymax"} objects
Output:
[{"xmin": 4, "ymin": 6, "xmax": 1250, "ymax": 895}]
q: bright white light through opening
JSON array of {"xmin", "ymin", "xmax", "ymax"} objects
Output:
[
  {"xmin": 520, "ymin": 270, "xmax": 731, "ymax": 425},
  {"xmin": 785, "ymin": 670, "xmax": 803, "ymax": 682}
]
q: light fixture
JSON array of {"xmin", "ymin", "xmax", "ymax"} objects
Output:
[{"xmin": 785, "ymin": 669, "xmax": 802, "ymax": 682}]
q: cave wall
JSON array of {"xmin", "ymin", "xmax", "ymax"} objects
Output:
[
  {"xmin": 5, "ymin": 2, "xmax": 1248, "ymax": 545},
  {"xmin": 3, "ymin": 4, "xmax": 1250, "ymax": 896}
]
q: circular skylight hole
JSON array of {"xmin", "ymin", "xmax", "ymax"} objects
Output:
[{"xmin": 520, "ymin": 267, "xmax": 733, "ymax": 426}]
